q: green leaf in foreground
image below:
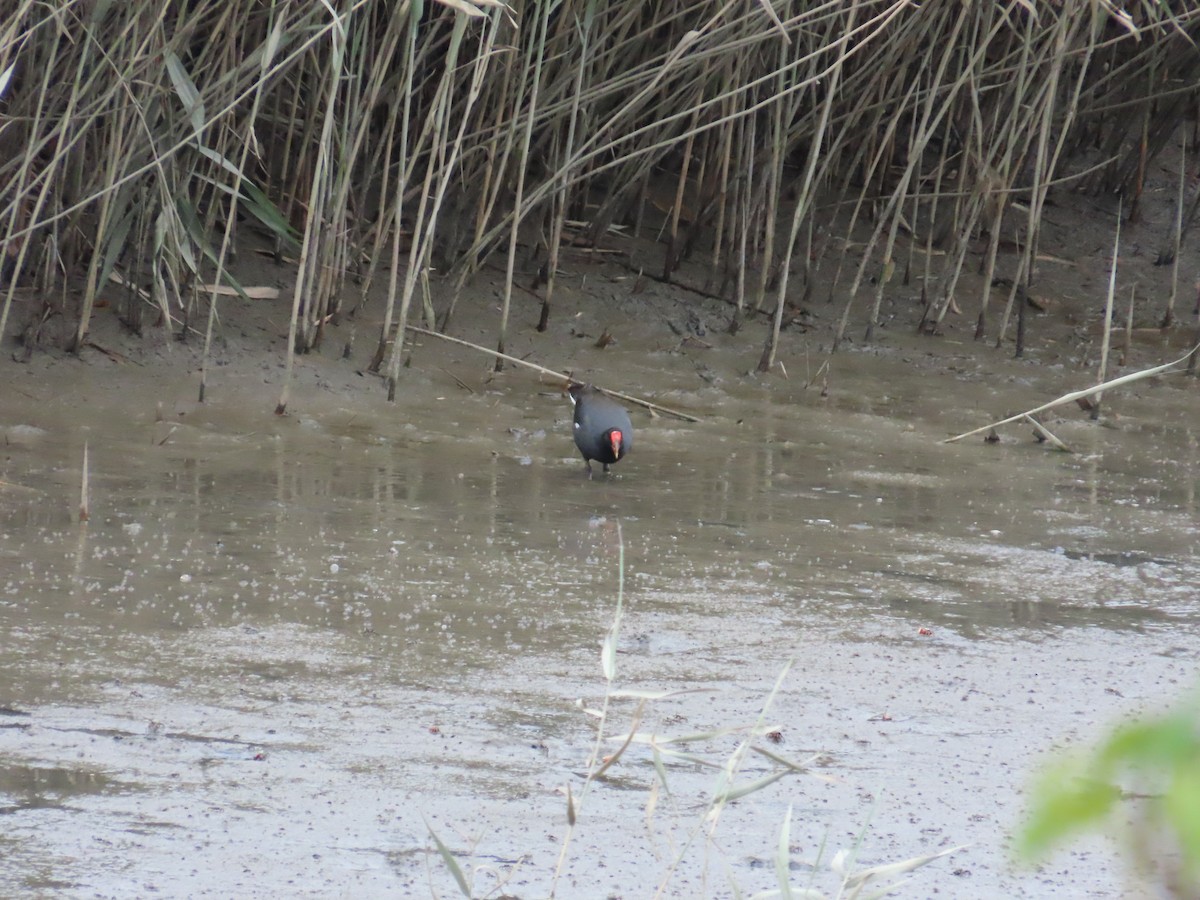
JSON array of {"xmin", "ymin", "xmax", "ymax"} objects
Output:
[
  {"xmin": 1019, "ymin": 694, "xmax": 1200, "ymax": 890},
  {"xmin": 1019, "ymin": 760, "xmax": 1122, "ymax": 860}
]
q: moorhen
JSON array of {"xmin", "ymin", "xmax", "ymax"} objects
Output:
[{"xmin": 568, "ymin": 384, "xmax": 632, "ymax": 477}]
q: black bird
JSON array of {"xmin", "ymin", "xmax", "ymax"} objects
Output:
[{"xmin": 568, "ymin": 384, "xmax": 632, "ymax": 477}]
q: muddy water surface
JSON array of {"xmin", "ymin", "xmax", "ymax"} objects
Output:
[{"xmin": 2, "ymin": 344, "xmax": 1199, "ymax": 898}]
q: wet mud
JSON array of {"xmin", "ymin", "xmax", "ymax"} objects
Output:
[{"xmin": 3, "ymin": 292, "xmax": 1199, "ymax": 898}]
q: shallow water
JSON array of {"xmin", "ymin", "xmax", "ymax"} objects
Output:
[{"xmin": 2, "ymin": 343, "xmax": 1199, "ymax": 898}]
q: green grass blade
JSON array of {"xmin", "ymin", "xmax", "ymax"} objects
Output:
[
  {"xmin": 423, "ymin": 816, "xmax": 472, "ymax": 898},
  {"xmin": 714, "ymin": 768, "xmax": 789, "ymax": 803}
]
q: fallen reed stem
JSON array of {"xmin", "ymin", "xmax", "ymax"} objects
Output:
[
  {"xmin": 943, "ymin": 347, "xmax": 1199, "ymax": 444},
  {"xmin": 404, "ymin": 325, "xmax": 701, "ymax": 422}
]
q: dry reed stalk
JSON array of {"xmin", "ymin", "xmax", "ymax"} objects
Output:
[
  {"xmin": 1025, "ymin": 414, "xmax": 1071, "ymax": 452},
  {"xmin": 729, "ymin": 115, "xmax": 755, "ymax": 333},
  {"xmin": 943, "ymin": 348, "xmax": 1198, "ymax": 445},
  {"xmin": 706, "ymin": 100, "xmax": 735, "ymax": 293},
  {"xmin": 923, "ymin": 15, "xmax": 1025, "ymax": 337},
  {"xmin": 861, "ymin": 82, "xmax": 921, "ymax": 341},
  {"xmin": 759, "ymin": 4, "xmax": 855, "ymax": 373},
  {"xmin": 200, "ymin": 18, "xmax": 284, "ymax": 403},
  {"xmin": 1093, "ymin": 200, "xmax": 1122, "ymax": 419},
  {"xmin": 975, "ymin": 173, "xmax": 1009, "ymax": 340},
  {"xmin": 0, "ymin": 2, "xmax": 52, "ymax": 345},
  {"xmin": 914, "ymin": 114, "xmax": 949, "ymax": 333},
  {"xmin": 494, "ymin": 1, "xmax": 552, "ymax": 372},
  {"xmin": 540, "ymin": 1, "xmax": 596, "ymax": 334},
  {"xmin": 662, "ymin": 105, "xmax": 699, "ymax": 282},
  {"xmin": 370, "ymin": 5, "xmax": 421, "ymax": 373},
  {"xmin": 1163, "ymin": 133, "xmax": 1186, "ymax": 327},
  {"xmin": 971, "ymin": 19, "xmax": 1039, "ymax": 341},
  {"xmin": 1127, "ymin": 58, "xmax": 1153, "ymax": 224},
  {"xmin": 278, "ymin": 6, "xmax": 348, "ymax": 415},
  {"xmin": 385, "ymin": 9, "xmax": 501, "ymax": 398},
  {"xmin": 69, "ymin": 103, "xmax": 129, "ymax": 354},
  {"xmin": 1122, "ymin": 285, "xmax": 1134, "ymax": 366},
  {"xmin": 752, "ymin": 39, "xmax": 786, "ymax": 315},
  {"xmin": 348, "ymin": 40, "xmax": 405, "ymax": 330},
  {"xmin": 438, "ymin": 10, "xmax": 523, "ymax": 336},
  {"xmin": 995, "ymin": 250, "xmax": 1029, "ymax": 351},
  {"xmin": 840, "ymin": 3, "xmax": 968, "ymax": 349},
  {"xmin": 79, "ymin": 442, "xmax": 89, "ymax": 523},
  {"xmin": 404, "ymin": 324, "xmax": 700, "ymax": 422},
  {"xmin": 1010, "ymin": 15, "xmax": 1083, "ymax": 355}
]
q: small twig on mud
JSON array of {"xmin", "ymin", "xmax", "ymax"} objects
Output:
[
  {"xmin": 404, "ymin": 325, "xmax": 700, "ymax": 422},
  {"xmin": 438, "ymin": 366, "xmax": 474, "ymax": 394},
  {"xmin": 1024, "ymin": 414, "xmax": 1070, "ymax": 452},
  {"xmin": 943, "ymin": 346, "xmax": 1199, "ymax": 444}
]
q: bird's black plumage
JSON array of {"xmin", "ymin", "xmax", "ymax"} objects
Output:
[{"xmin": 568, "ymin": 384, "xmax": 632, "ymax": 476}]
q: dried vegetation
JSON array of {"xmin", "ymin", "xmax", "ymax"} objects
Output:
[{"xmin": 2, "ymin": 1, "xmax": 1199, "ymax": 405}]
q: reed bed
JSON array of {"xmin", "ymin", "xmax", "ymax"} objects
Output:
[{"xmin": 2, "ymin": 1, "xmax": 1198, "ymax": 400}]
